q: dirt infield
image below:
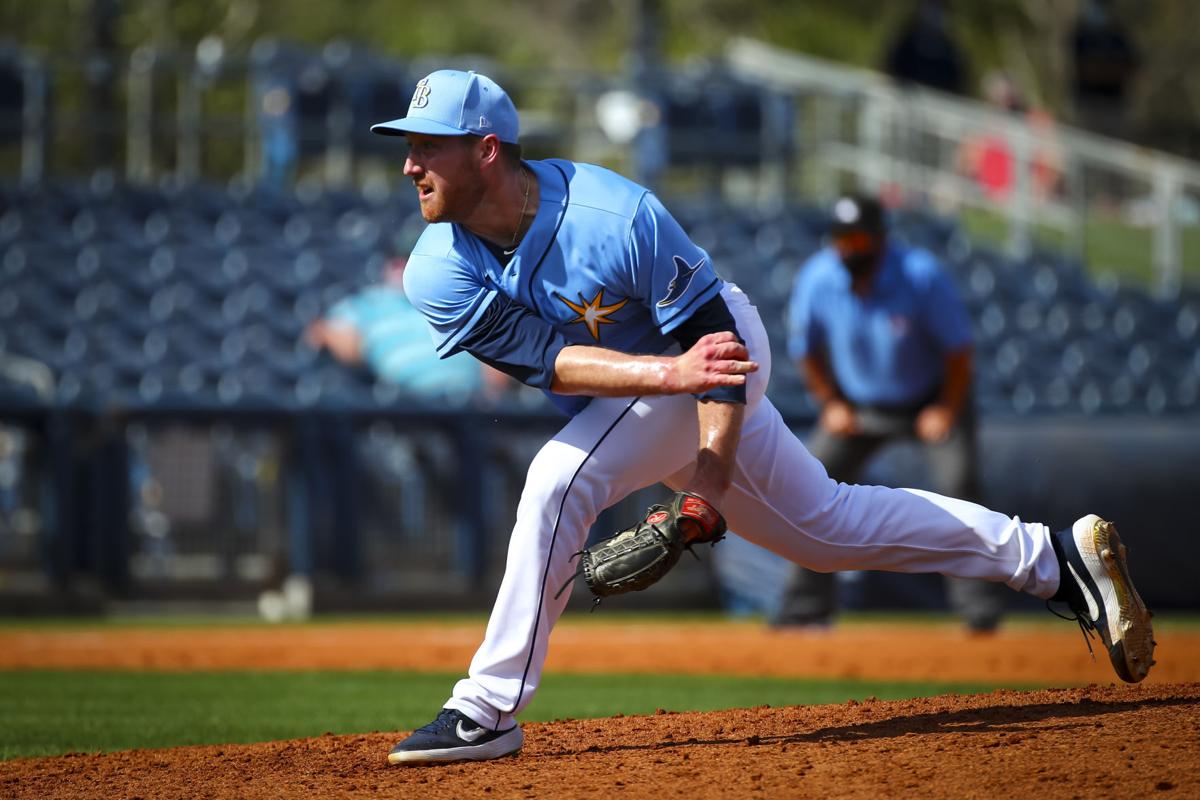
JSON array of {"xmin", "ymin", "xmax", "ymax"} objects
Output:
[
  {"xmin": 3, "ymin": 619, "xmax": 1200, "ymax": 798},
  {"xmin": 3, "ymin": 618, "xmax": 1199, "ymax": 684}
]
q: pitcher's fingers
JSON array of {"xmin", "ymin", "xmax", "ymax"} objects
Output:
[
  {"xmin": 711, "ymin": 341, "xmax": 751, "ymax": 361},
  {"xmin": 707, "ymin": 373, "xmax": 748, "ymax": 387},
  {"xmin": 717, "ymin": 359, "xmax": 758, "ymax": 375},
  {"xmin": 698, "ymin": 331, "xmax": 740, "ymax": 349}
]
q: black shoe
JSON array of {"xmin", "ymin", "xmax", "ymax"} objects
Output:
[
  {"xmin": 387, "ymin": 708, "xmax": 523, "ymax": 765},
  {"xmin": 1050, "ymin": 515, "xmax": 1156, "ymax": 683}
]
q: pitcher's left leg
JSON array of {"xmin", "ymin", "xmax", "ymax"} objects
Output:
[
  {"xmin": 444, "ymin": 393, "xmax": 698, "ymax": 730},
  {"xmin": 391, "ymin": 393, "xmax": 699, "ymax": 765}
]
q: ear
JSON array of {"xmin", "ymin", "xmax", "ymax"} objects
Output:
[{"xmin": 476, "ymin": 133, "xmax": 503, "ymax": 169}]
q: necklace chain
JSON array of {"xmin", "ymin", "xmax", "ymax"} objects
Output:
[{"xmin": 504, "ymin": 167, "xmax": 531, "ymax": 255}]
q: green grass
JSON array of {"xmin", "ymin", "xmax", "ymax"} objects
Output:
[
  {"xmin": 3, "ymin": 611, "xmax": 1196, "ymax": 760},
  {"xmin": 0, "ymin": 669, "xmax": 1017, "ymax": 761}
]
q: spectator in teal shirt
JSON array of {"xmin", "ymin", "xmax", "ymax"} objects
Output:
[{"xmin": 306, "ymin": 258, "xmax": 507, "ymax": 405}]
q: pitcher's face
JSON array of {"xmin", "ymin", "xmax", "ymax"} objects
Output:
[{"xmin": 403, "ymin": 133, "xmax": 485, "ymax": 224}]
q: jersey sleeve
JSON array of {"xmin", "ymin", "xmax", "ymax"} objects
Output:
[
  {"xmin": 401, "ymin": 252, "xmax": 499, "ymax": 358},
  {"xmin": 455, "ymin": 293, "xmax": 570, "ymax": 390},
  {"xmin": 403, "ymin": 245, "xmax": 570, "ymax": 391},
  {"xmin": 628, "ymin": 192, "xmax": 723, "ymax": 335},
  {"xmin": 785, "ymin": 256, "xmax": 826, "ymax": 363}
]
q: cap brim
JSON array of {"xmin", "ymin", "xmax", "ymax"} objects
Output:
[{"xmin": 369, "ymin": 117, "xmax": 471, "ymax": 137}]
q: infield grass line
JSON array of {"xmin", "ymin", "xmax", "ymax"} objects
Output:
[{"xmin": 0, "ymin": 669, "xmax": 1032, "ymax": 761}]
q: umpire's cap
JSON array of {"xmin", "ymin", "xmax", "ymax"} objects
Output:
[{"xmin": 829, "ymin": 195, "xmax": 886, "ymax": 238}]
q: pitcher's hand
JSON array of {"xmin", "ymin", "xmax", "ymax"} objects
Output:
[{"xmin": 665, "ymin": 332, "xmax": 757, "ymax": 394}]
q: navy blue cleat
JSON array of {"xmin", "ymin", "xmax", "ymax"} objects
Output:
[
  {"xmin": 1051, "ymin": 515, "xmax": 1156, "ymax": 683},
  {"xmin": 387, "ymin": 709, "xmax": 524, "ymax": 765}
]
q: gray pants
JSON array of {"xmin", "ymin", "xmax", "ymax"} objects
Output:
[{"xmin": 774, "ymin": 402, "xmax": 1008, "ymax": 630}]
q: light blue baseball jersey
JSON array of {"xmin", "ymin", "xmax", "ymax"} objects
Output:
[
  {"xmin": 403, "ymin": 159, "xmax": 725, "ymax": 414},
  {"xmin": 786, "ymin": 242, "xmax": 972, "ymax": 407}
]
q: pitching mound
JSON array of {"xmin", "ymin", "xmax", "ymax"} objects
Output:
[{"xmin": 5, "ymin": 683, "xmax": 1197, "ymax": 799}]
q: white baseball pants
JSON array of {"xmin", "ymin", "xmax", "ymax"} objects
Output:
[{"xmin": 445, "ymin": 284, "xmax": 1060, "ymax": 731}]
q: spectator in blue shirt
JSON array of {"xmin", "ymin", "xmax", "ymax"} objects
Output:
[{"xmin": 777, "ymin": 194, "xmax": 1005, "ymax": 632}]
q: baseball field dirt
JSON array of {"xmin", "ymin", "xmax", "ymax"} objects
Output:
[{"xmin": 3, "ymin": 619, "xmax": 1199, "ymax": 798}]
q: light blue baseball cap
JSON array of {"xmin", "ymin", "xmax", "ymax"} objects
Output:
[{"xmin": 371, "ymin": 69, "xmax": 519, "ymax": 144}]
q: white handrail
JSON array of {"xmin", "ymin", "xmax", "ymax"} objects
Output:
[{"xmin": 727, "ymin": 37, "xmax": 1200, "ymax": 293}]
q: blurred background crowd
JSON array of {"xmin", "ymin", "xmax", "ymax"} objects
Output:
[{"xmin": 0, "ymin": 0, "xmax": 1197, "ymax": 621}]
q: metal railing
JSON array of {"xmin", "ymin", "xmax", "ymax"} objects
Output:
[{"xmin": 727, "ymin": 37, "xmax": 1200, "ymax": 295}]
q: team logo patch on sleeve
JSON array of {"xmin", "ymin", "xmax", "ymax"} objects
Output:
[{"xmin": 656, "ymin": 255, "xmax": 705, "ymax": 307}]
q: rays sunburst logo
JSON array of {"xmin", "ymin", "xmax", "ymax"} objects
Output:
[{"xmin": 557, "ymin": 289, "xmax": 628, "ymax": 342}]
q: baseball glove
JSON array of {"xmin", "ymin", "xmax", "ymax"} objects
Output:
[{"xmin": 558, "ymin": 491, "xmax": 727, "ymax": 603}]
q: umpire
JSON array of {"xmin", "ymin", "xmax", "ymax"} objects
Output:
[{"xmin": 778, "ymin": 194, "xmax": 1005, "ymax": 632}]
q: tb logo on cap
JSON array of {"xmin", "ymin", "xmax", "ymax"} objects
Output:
[{"xmin": 410, "ymin": 78, "xmax": 431, "ymax": 109}]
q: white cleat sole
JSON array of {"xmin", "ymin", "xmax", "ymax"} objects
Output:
[{"xmin": 1073, "ymin": 514, "xmax": 1156, "ymax": 683}]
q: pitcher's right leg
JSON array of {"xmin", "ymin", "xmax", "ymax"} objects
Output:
[
  {"xmin": 719, "ymin": 396, "xmax": 1060, "ymax": 599},
  {"xmin": 717, "ymin": 396, "xmax": 1154, "ymax": 682}
]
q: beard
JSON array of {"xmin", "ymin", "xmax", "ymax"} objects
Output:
[{"xmin": 415, "ymin": 162, "xmax": 485, "ymax": 224}]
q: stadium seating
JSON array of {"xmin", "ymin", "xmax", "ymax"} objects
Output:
[{"xmin": 1, "ymin": 177, "xmax": 1198, "ymax": 419}]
